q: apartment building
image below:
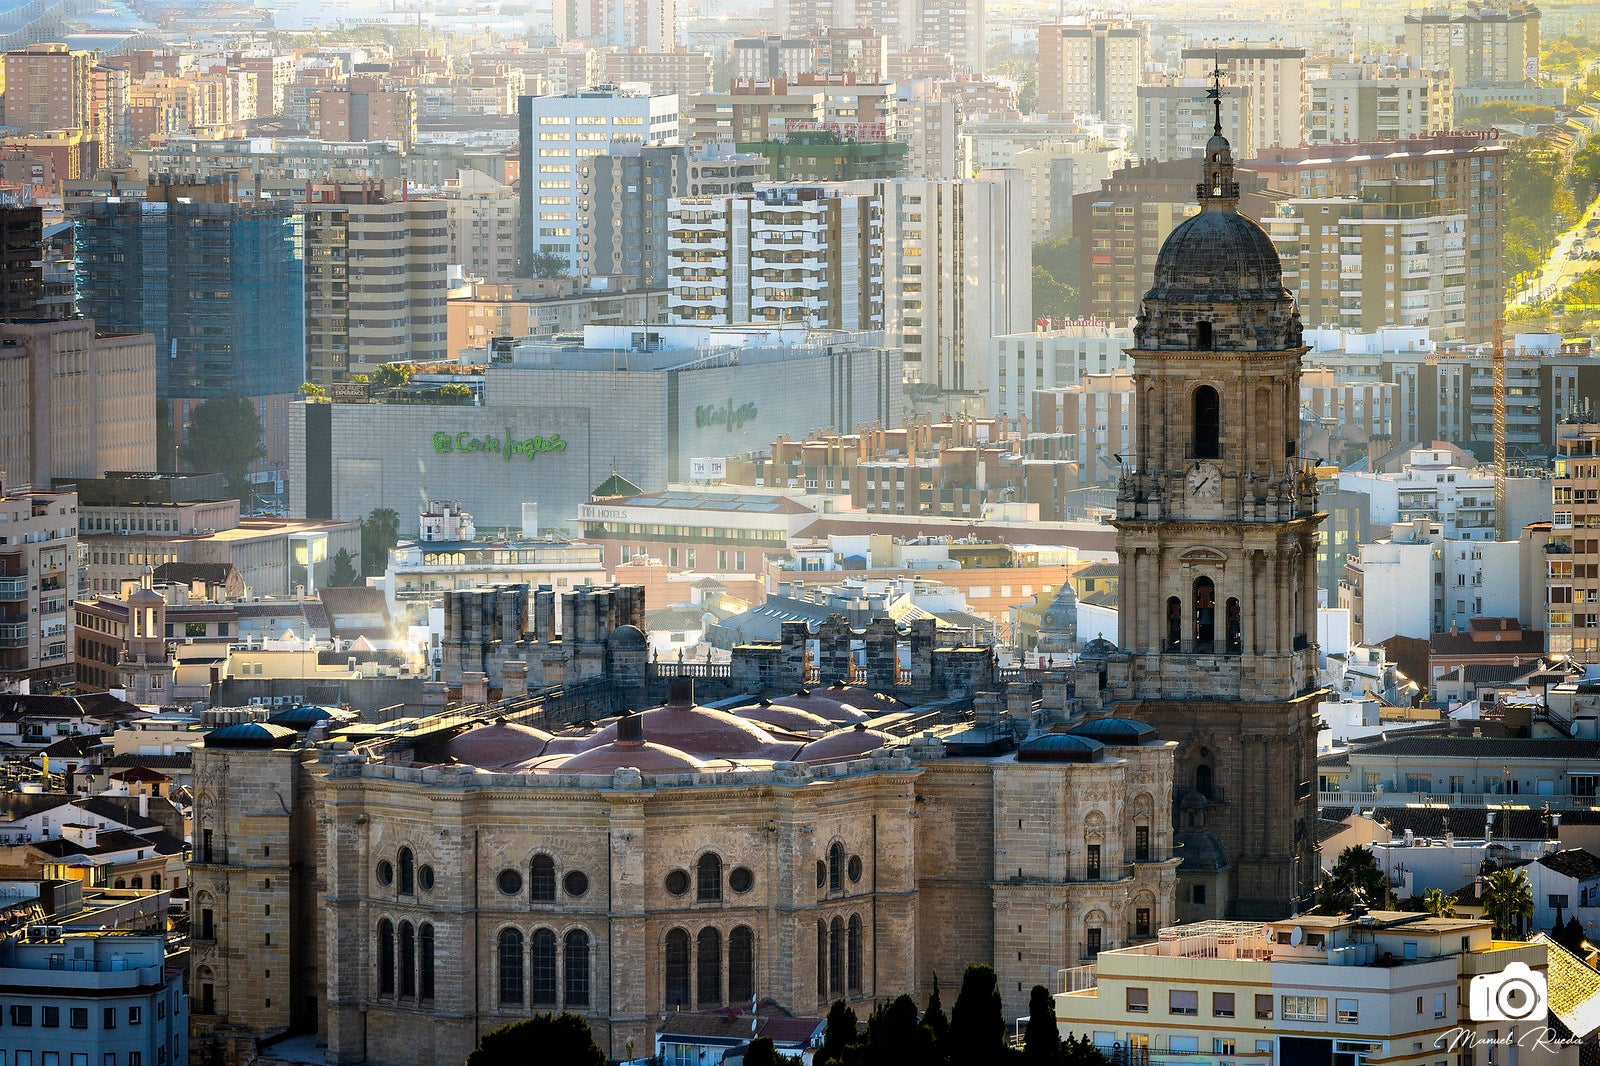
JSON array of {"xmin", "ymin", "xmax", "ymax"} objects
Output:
[
  {"xmin": 516, "ymin": 87, "xmax": 680, "ymax": 275},
  {"xmin": 2, "ymin": 44, "xmax": 93, "ymax": 136},
  {"xmin": 302, "ymin": 182, "xmax": 449, "ymax": 385},
  {"xmin": 441, "ymin": 170, "xmax": 519, "ymax": 283},
  {"xmin": 1036, "ymin": 19, "xmax": 1147, "ymax": 125},
  {"xmin": 1055, "ymin": 914, "xmax": 1562, "ymax": 1066},
  {"xmin": 1244, "ymin": 134, "xmax": 1506, "ymax": 343},
  {"xmin": 1405, "ymin": 1, "xmax": 1540, "ymax": 87},
  {"xmin": 1549, "ymin": 422, "xmax": 1600, "ymax": 661},
  {"xmin": 879, "ymin": 171, "xmax": 1031, "ymax": 404},
  {"xmin": 683, "ymin": 78, "xmax": 824, "ymax": 146},
  {"xmin": 308, "ymin": 77, "xmax": 417, "ymax": 150},
  {"xmin": 553, "ymin": 0, "xmax": 675, "ymax": 51},
  {"xmin": 230, "ymin": 51, "xmax": 297, "ymax": 117},
  {"xmin": 1180, "ymin": 45, "xmax": 1307, "ymax": 151},
  {"xmin": 816, "ymin": 28, "xmax": 890, "ymax": 82},
  {"xmin": 0, "ymin": 479, "xmax": 77, "ymax": 686},
  {"xmin": 0, "ymin": 319, "xmax": 156, "ymax": 488},
  {"xmin": 894, "ymin": 79, "xmax": 965, "ymax": 181},
  {"xmin": 1268, "ymin": 181, "xmax": 1467, "ymax": 342},
  {"xmin": 1137, "ymin": 82, "xmax": 1253, "ymax": 164},
  {"xmin": 597, "ymin": 47, "xmax": 714, "ymax": 96},
  {"xmin": 0, "ymin": 931, "xmax": 187, "ymax": 1066},
  {"xmin": 730, "ymin": 35, "xmax": 816, "ymax": 82},
  {"xmin": 1308, "ymin": 70, "xmax": 1444, "ymax": 144},
  {"xmin": 666, "ymin": 182, "xmax": 883, "ymax": 331}
]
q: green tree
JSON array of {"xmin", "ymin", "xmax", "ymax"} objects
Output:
[
  {"xmin": 360, "ymin": 507, "xmax": 401, "ymax": 578},
  {"xmin": 949, "ymin": 964, "xmax": 1009, "ymax": 1066},
  {"xmin": 299, "ymin": 381, "xmax": 328, "ymax": 400},
  {"xmin": 438, "ymin": 383, "xmax": 475, "ymax": 405},
  {"xmin": 1032, "ymin": 266, "xmax": 1079, "ymax": 321},
  {"xmin": 1482, "ymin": 867, "xmax": 1535, "ymax": 939},
  {"xmin": 862, "ymin": 995, "xmax": 926, "ymax": 1066},
  {"xmin": 463, "ymin": 1013, "xmax": 606, "ymax": 1066},
  {"xmin": 1563, "ymin": 915, "xmax": 1588, "ymax": 954},
  {"xmin": 179, "ymin": 396, "xmax": 265, "ymax": 502},
  {"xmin": 924, "ymin": 974, "xmax": 951, "ymax": 1063},
  {"xmin": 1422, "ymin": 887, "xmax": 1459, "ymax": 918},
  {"xmin": 526, "ymin": 247, "xmax": 569, "ymax": 279},
  {"xmin": 1064, "ymin": 1033, "xmax": 1112, "ymax": 1066},
  {"xmin": 374, "ymin": 363, "xmax": 414, "ymax": 388},
  {"xmin": 1022, "ymin": 984, "xmax": 1061, "ymax": 1062},
  {"xmin": 326, "ymin": 548, "xmax": 360, "ymax": 588},
  {"xmin": 816, "ymin": 1000, "xmax": 860, "ymax": 1066},
  {"xmin": 1315, "ymin": 845, "xmax": 1392, "ymax": 913}
]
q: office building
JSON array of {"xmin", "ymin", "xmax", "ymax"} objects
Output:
[
  {"xmin": 303, "ymin": 182, "xmax": 449, "ymax": 385},
  {"xmin": 1138, "ymin": 81, "xmax": 1253, "ymax": 164},
  {"xmin": 0, "ymin": 203, "xmax": 46, "ymax": 321},
  {"xmin": 0, "ymin": 319, "xmax": 157, "ymax": 487},
  {"xmin": 1181, "ymin": 44, "xmax": 1307, "ymax": 151},
  {"xmin": 0, "ymin": 930, "xmax": 187, "ymax": 1066},
  {"xmin": 441, "ymin": 170, "xmax": 520, "ymax": 284},
  {"xmin": 666, "ymin": 183, "xmax": 883, "ymax": 331},
  {"xmin": 517, "ymin": 87, "xmax": 680, "ymax": 276},
  {"xmin": 1405, "ymin": 2, "xmax": 1540, "ymax": 87},
  {"xmin": 879, "ymin": 170, "xmax": 1031, "ymax": 406},
  {"xmin": 0, "ymin": 479, "xmax": 77, "ymax": 686},
  {"xmin": 72, "ymin": 176, "xmax": 305, "ymax": 407},
  {"xmin": 1037, "ymin": 19, "xmax": 1147, "ymax": 125},
  {"xmin": 290, "ymin": 324, "xmax": 901, "ymax": 533},
  {"xmin": 1549, "ymin": 421, "xmax": 1600, "ymax": 661}
]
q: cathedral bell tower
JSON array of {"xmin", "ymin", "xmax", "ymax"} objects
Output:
[{"xmin": 1109, "ymin": 78, "xmax": 1325, "ymax": 918}]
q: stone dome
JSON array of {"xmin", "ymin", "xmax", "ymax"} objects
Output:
[
  {"xmin": 734, "ymin": 700, "xmax": 836, "ymax": 735},
  {"xmin": 1015, "ymin": 733, "xmax": 1105, "ymax": 763},
  {"xmin": 442, "ymin": 721, "xmax": 553, "ymax": 768},
  {"xmin": 763, "ymin": 689, "xmax": 871, "ymax": 724},
  {"xmin": 204, "ymin": 721, "xmax": 299, "ymax": 749},
  {"xmin": 1175, "ymin": 829, "xmax": 1230, "ymax": 872},
  {"xmin": 554, "ymin": 739, "xmax": 710, "ymax": 774},
  {"xmin": 796, "ymin": 723, "xmax": 895, "ymax": 763},
  {"xmin": 1145, "ymin": 208, "xmax": 1286, "ymax": 304},
  {"xmin": 581, "ymin": 702, "xmax": 801, "ymax": 760},
  {"xmin": 1068, "ymin": 717, "xmax": 1159, "ymax": 747}
]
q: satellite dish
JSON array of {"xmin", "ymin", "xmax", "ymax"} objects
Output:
[{"xmin": 1289, "ymin": 926, "xmax": 1305, "ymax": 948}]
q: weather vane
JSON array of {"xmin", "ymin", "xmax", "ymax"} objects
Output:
[{"xmin": 1207, "ymin": 59, "xmax": 1227, "ymax": 137}]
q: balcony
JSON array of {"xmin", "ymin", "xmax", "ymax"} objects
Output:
[
  {"xmin": 0, "ymin": 623, "xmax": 28, "ymax": 648},
  {"xmin": 0, "ymin": 578, "xmax": 24, "ymax": 600}
]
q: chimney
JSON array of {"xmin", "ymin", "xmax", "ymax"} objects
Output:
[
  {"xmin": 138, "ymin": 792, "xmax": 149, "ymax": 819},
  {"xmin": 461, "ymin": 671, "xmax": 489, "ymax": 706},
  {"xmin": 667, "ymin": 679, "xmax": 695, "ymax": 708},
  {"xmin": 616, "ymin": 709, "xmax": 643, "ymax": 744}
]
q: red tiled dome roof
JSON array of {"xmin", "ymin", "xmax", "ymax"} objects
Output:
[
  {"xmin": 580, "ymin": 703, "xmax": 802, "ymax": 760},
  {"xmin": 765, "ymin": 689, "xmax": 871, "ymax": 724},
  {"xmin": 796, "ymin": 724, "xmax": 895, "ymax": 763},
  {"xmin": 553, "ymin": 740, "xmax": 710, "ymax": 774},
  {"xmin": 443, "ymin": 721, "xmax": 553, "ymax": 768},
  {"xmin": 734, "ymin": 700, "xmax": 835, "ymax": 734}
]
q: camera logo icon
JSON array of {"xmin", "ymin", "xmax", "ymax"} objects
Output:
[{"xmin": 1469, "ymin": 962, "xmax": 1548, "ymax": 1022}]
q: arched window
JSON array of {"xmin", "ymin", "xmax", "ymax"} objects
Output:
[
  {"xmin": 1195, "ymin": 764, "xmax": 1214, "ymax": 800},
  {"xmin": 697, "ymin": 853, "xmax": 722, "ymax": 902},
  {"xmin": 377, "ymin": 919, "xmax": 395, "ymax": 995},
  {"xmin": 399, "ymin": 921, "xmax": 416, "ymax": 996},
  {"xmin": 565, "ymin": 930, "xmax": 591, "ymax": 1007},
  {"xmin": 1166, "ymin": 596, "xmax": 1182, "ymax": 651},
  {"xmin": 846, "ymin": 914, "xmax": 864, "ymax": 992},
  {"xmin": 1193, "ymin": 385, "xmax": 1220, "ymax": 459},
  {"xmin": 531, "ymin": 928, "xmax": 558, "ymax": 1006},
  {"xmin": 196, "ymin": 966, "xmax": 216, "ymax": 1015},
  {"xmin": 150, "ymin": 874, "xmax": 161, "ymax": 889},
  {"xmin": 697, "ymin": 927, "xmax": 722, "ymax": 1007},
  {"xmin": 829, "ymin": 916, "xmax": 845, "ymax": 994},
  {"xmin": 1192, "ymin": 577, "xmax": 1215, "ymax": 652},
  {"xmin": 828, "ymin": 842, "xmax": 844, "ymax": 894},
  {"xmin": 665, "ymin": 929, "xmax": 691, "ymax": 1009},
  {"xmin": 497, "ymin": 928, "xmax": 524, "ymax": 1005},
  {"xmin": 398, "ymin": 847, "xmax": 415, "ymax": 895},
  {"xmin": 729, "ymin": 926, "xmax": 755, "ymax": 1004},
  {"xmin": 114, "ymin": 879, "xmax": 125, "ymax": 889},
  {"xmin": 530, "ymin": 854, "xmax": 556, "ymax": 902},
  {"xmin": 816, "ymin": 920, "xmax": 827, "ymax": 998},
  {"xmin": 419, "ymin": 924, "xmax": 435, "ymax": 999},
  {"xmin": 1225, "ymin": 597, "xmax": 1241, "ymax": 654}
]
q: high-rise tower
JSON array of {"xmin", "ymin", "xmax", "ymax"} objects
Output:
[{"xmin": 1107, "ymin": 80, "xmax": 1324, "ymax": 918}]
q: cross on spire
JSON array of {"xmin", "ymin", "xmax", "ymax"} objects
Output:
[{"xmin": 1207, "ymin": 60, "xmax": 1226, "ymax": 137}]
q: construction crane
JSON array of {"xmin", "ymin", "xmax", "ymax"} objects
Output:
[{"xmin": 1494, "ymin": 318, "xmax": 1507, "ymax": 541}]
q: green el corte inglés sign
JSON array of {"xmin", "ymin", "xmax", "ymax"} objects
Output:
[{"xmin": 432, "ymin": 429, "xmax": 567, "ymax": 460}]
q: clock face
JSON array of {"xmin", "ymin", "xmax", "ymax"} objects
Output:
[{"xmin": 1187, "ymin": 464, "xmax": 1221, "ymax": 501}]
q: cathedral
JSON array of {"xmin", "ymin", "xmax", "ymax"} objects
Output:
[{"xmin": 1101, "ymin": 84, "xmax": 1325, "ymax": 918}]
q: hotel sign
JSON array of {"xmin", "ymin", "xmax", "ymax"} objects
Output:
[{"xmin": 432, "ymin": 429, "xmax": 567, "ymax": 460}]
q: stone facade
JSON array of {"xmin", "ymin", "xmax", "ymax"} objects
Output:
[
  {"xmin": 1109, "ymin": 100, "xmax": 1325, "ymax": 919},
  {"xmin": 191, "ymin": 584, "xmax": 1179, "ymax": 1064}
]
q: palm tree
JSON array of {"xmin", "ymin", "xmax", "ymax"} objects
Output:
[
  {"xmin": 1482, "ymin": 868, "xmax": 1535, "ymax": 939},
  {"xmin": 1422, "ymin": 888, "xmax": 1459, "ymax": 918}
]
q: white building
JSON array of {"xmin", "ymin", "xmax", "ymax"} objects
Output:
[
  {"xmin": 1341, "ymin": 519, "xmax": 1523, "ymax": 643},
  {"xmin": 1339, "ymin": 445, "xmax": 1548, "ymax": 541},
  {"xmin": 893, "ymin": 79, "xmax": 966, "ymax": 181},
  {"xmin": 666, "ymin": 182, "xmax": 884, "ymax": 331},
  {"xmin": 1012, "ymin": 140, "xmax": 1121, "ymax": 238},
  {"xmin": 1308, "ymin": 66, "xmax": 1448, "ymax": 144},
  {"xmin": 989, "ymin": 323, "xmax": 1136, "ymax": 424},
  {"xmin": 516, "ymin": 87, "xmax": 680, "ymax": 274},
  {"xmin": 878, "ymin": 171, "xmax": 1032, "ymax": 406},
  {"xmin": 441, "ymin": 170, "xmax": 520, "ymax": 283},
  {"xmin": 1137, "ymin": 82, "xmax": 1253, "ymax": 164},
  {"xmin": 1182, "ymin": 44, "xmax": 1308, "ymax": 151}
]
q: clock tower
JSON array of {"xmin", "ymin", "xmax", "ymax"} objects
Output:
[{"xmin": 1108, "ymin": 82, "xmax": 1324, "ymax": 918}]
